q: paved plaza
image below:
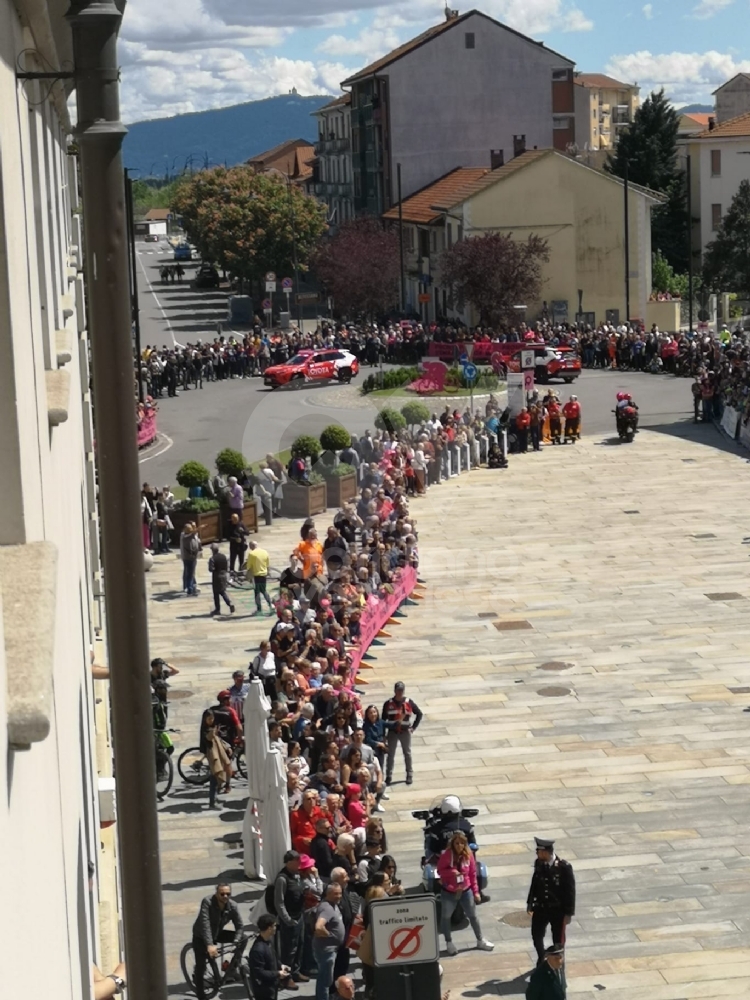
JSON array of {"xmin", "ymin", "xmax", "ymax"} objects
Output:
[{"xmin": 150, "ymin": 426, "xmax": 750, "ymax": 1000}]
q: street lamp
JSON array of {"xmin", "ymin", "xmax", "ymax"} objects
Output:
[{"xmin": 286, "ymin": 175, "xmax": 301, "ymax": 327}]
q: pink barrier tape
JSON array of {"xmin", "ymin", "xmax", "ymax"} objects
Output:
[
  {"xmin": 348, "ymin": 566, "xmax": 418, "ymax": 677},
  {"xmin": 137, "ymin": 411, "xmax": 157, "ymax": 449}
]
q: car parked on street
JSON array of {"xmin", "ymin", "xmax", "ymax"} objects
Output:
[
  {"xmin": 144, "ymin": 233, "xmax": 160, "ymax": 243},
  {"xmin": 194, "ymin": 263, "xmax": 220, "ymax": 289},
  {"xmin": 264, "ymin": 349, "xmax": 360, "ymax": 388}
]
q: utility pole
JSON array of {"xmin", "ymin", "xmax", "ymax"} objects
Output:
[
  {"xmin": 624, "ymin": 158, "xmax": 631, "ymax": 324},
  {"xmin": 287, "ymin": 177, "xmax": 301, "ymax": 327},
  {"xmin": 397, "ymin": 163, "xmax": 406, "ymax": 314},
  {"xmin": 124, "ymin": 168, "xmax": 143, "ymax": 401},
  {"xmin": 687, "ymin": 154, "xmax": 694, "ymax": 334},
  {"xmin": 67, "ymin": 4, "xmax": 167, "ymax": 999}
]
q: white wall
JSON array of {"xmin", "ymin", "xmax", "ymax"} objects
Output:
[
  {"xmin": 695, "ymin": 137, "xmax": 750, "ymax": 255},
  {"xmin": 0, "ymin": 2, "xmax": 104, "ymax": 997},
  {"xmin": 716, "ymin": 78, "xmax": 750, "ymax": 123},
  {"xmin": 386, "ymin": 12, "xmax": 573, "ymax": 199}
]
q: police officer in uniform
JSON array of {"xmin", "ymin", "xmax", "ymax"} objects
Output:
[
  {"xmin": 426, "ymin": 796, "xmax": 475, "ymax": 857},
  {"xmin": 526, "ymin": 838, "xmax": 575, "ymax": 966},
  {"xmin": 525, "ymin": 943, "xmax": 566, "ymax": 1000}
]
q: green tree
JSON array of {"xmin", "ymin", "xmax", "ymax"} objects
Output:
[
  {"xmin": 215, "ymin": 448, "xmax": 248, "ymax": 478},
  {"xmin": 605, "ymin": 89, "xmax": 688, "ymax": 271},
  {"xmin": 319, "ymin": 425, "xmax": 352, "ymax": 452},
  {"xmin": 651, "ymin": 250, "xmax": 689, "ymax": 298},
  {"xmin": 171, "ymin": 167, "xmax": 327, "ymax": 288},
  {"xmin": 374, "ymin": 407, "xmax": 406, "ymax": 434},
  {"xmin": 176, "ymin": 461, "xmax": 210, "ymax": 489},
  {"xmin": 312, "ymin": 217, "xmax": 400, "ymax": 318},
  {"xmin": 702, "ymin": 180, "xmax": 750, "ymax": 297},
  {"xmin": 131, "ymin": 178, "xmax": 181, "ymax": 219},
  {"xmin": 400, "ymin": 401, "xmax": 431, "ymax": 429},
  {"xmin": 440, "ymin": 232, "xmax": 549, "ymax": 326}
]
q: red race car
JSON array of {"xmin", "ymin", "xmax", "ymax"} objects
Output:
[{"xmin": 264, "ymin": 349, "xmax": 359, "ymax": 388}]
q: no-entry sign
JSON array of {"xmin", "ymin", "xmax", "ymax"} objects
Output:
[{"xmin": 371, "ymin": 895, "xmax": 439, "ymax": 967}]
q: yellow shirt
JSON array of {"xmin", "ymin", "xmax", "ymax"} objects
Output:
[{"xmin": 246, "ymin": 547, "xmax": 270, "ymax": 577}]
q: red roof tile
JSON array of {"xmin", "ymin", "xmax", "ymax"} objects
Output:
[
  {"xmin": 693, "ymin": 110, "xmax": 750, "ymax": 139},
  {"xmin": 576, "ymin": 73, "xmax": 636, "ymax": 90}
]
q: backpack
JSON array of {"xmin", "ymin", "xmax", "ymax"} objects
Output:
[{"xmin": 265, "ymin": 869, "xmax": 286, "ymax": 915}]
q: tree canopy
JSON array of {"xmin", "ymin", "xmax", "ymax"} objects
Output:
[
  {"xmin": 440, "ymin": 232, "xmax": 549, "ymax": 326},
  {"xmin": 702, "ymin": 180, "xmax": 750, "ymax": 297},
  {"xmin": 170, "ymin": 166, "xmax": 327, "ymax": 284},
  {"xmin": 605, "ymin": 89, "xmax": 688, "ymax": 272},
  {"xmin": 312, "ymin": 217, "xmax": 400, "ymax": 318}
]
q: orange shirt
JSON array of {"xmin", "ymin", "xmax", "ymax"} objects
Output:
[{"xmin": 295, "ymin": 539, "xmax": 324, "ymax": 579}]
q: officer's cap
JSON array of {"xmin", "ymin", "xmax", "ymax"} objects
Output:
[
  {"xmin": 534, "ymin": 837, "xmax": 555, "ymax": 851},
  {"xmin": 545, "ymin": 944, "xmax": 564, "ymax": 956}
]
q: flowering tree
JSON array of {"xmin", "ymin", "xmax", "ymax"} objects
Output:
[
  {"xmin": 312, "ymin": 217, "xmax": 400, "ymax": 318},
  {"xmin": 171, "ymin": 166, "xmax": 327, "ymax": 286},
  {"xmin": 440, "ymin": 232, "xmax": 549, "ymax": 326}
]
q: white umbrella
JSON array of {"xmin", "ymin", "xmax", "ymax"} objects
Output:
[
  {"xmin": 242, "ymin": 679, "xmax": 271, "ymax": 879},
  {"xmin": 260, "ymin": 749, "xmax": 291, "ymax": 879}
]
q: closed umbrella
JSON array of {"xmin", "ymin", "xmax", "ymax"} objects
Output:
[
  {"xmin": 242, "ymin": 679, "xmax": 271, "ymax": 879},
  {"xmin": 260, "ymin": 749, "xmax": 291, "ymax": 880}
]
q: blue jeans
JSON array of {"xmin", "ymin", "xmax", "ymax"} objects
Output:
[
  {"xmin": 440, "ymin": 888, "xmax": 483, "ymax": 943},
  {"xmin": 312, "ymin": 942, "xmax": 337, "ymax": 1000},
  {"xmin": 183, "ymin": 558, "xmax": 197, "ymax": 594}
]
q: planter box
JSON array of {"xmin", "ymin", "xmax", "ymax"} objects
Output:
[
  {"xmin": 169, "ymin": 507, "xmax": 222, "ymax": 544},
  {"xmin": 222, "ymin": 500, "xmax": 259, "ymax": 537},
  {"xmin": 324, "ymin": 472, "xmax": 357, "ymax": 508},
  {"xmin": 281, "ymin": 480, "xmax": 328, "ymax": 518}
]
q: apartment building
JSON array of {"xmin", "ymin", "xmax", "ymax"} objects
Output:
[
  {"xmin": 714, "ymin": 74, "xmax": 750, "ymax": 124},
  {"xmin": 247, "ymin": 138, "xmax": 316, "ymax": 185},
  {"xmin": 308, "ymin": 94, "xmax": 355, "ymax": 226},
  {"xmin": 0, "ymin": 0, "xmax": 119, "ymax": 995},
  {"xmin": 341, "ymin": 8, "xmax": 576, "ymax": 216},
  {"xmin": 688, "ymin": 111, "xmax": 750, "ymax": 258},
  {"xmin": 574, "ymin": 73, "xmax": 640, "ymax": 151}
]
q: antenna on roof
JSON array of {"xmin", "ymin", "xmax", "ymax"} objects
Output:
[{"xmin": 444, "ymin": 5, "xmax": 459, "ymax": 20}]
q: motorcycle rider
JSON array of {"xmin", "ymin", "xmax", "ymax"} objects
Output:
[
  {"xmin": 615, "ymin": 392, "xmax": 639, "ymax": 435},
  {"xmin": 426, "ymin": 796, "xmax": 490, "ymax": 902}
]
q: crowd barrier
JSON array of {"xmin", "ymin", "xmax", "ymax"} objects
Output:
[
  {"xmin": 427, "ymin": 341, "xmax": 497, "ymax": 363},
  {"xmin": 349, "ymin": 565, "xmax": 418, "ymax": 677},
  {"xmin": 137, "ymin": 411, "xmax": 157, "ymax": 449},
  {"xmin": 720, "ymin": 407, "xmax": 740, "ymax": 440}
]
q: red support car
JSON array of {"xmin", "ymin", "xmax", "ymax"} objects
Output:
[{"xmin": 263, "ymin": 349, "xmax": 360, "ymax": 388}]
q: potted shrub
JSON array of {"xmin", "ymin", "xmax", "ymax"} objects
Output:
[
  {"xmin": 215, "ymin": 447, "xmax": 248, "ymax": 479},
  {"xmin": 282, "ymin": 435, "xmax": 327, "ymax": 516},
  {"xmin": 374, "ymin": 407, "xmax": 407, "ymax": 435},
  {"xmin": 401, "ymin": 400, "xmax": 431, "ymax": 431},
  {"xmin": 176, "ymin": 460, "xmax": 210, "ymax": 498},
  {"xmin": 169, "ymin": 497, "xmax": 222, "ymax": 543},
  {"xmin": 324, "ymin": 462, "xmax": 357, "ymax": 507}
]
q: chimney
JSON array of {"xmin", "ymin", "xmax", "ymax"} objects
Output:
[
  {"xmin": 490, "ymin": 149, "xmax": 505, "ymax": 170},
  {"xmin": 708, "ymin": 116, "xmax": 716, "ymax": 131},
  {"xmin": 513, "ymin": 134, "xmax": 526, "ymax": 158},
  {"xmin": 444, "ymin": 5, "xmax": 459, "ymax": 19}
]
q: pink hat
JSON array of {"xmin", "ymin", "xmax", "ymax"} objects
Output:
[{"xmin": 299, "ymin": 854, "xmax": 315, "ymax": 871}]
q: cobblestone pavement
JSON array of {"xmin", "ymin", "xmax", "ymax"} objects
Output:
[{"xmin": 151, "ymin": 427, "xmax": 750, "ymax": 999}]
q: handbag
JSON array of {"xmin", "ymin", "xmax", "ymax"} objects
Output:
[{"xmin": 346, "ymin": 913, "xmax": 364, "ymax": 951}]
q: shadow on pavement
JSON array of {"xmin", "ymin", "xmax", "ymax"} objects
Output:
[
  {"xmin": 158, "ymin": 800, "xmax": 206, "ymax": 815},
  {"xmin": 462, "ymin": 971, "xmax": 530, "ymax": 997},
  {"xmin": 163, "ymin": 870, "xmax": 245, "ymax": 892},
  {"xmin": 645, "ymin": 418, "xmax": 750, "ymax": 457}
]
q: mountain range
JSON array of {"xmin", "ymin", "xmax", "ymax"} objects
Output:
[{"xmin": 122, "ymin": 94, "xmax": 332, "ymax": 178}]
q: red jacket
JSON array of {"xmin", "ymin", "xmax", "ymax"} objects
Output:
[
  {"xmin": 563, "ymin": 401, "xmax": 580, "ymax": 419},
  {"xmin": 437, "ymin": 847, "xmax": 479, "ymax": 895},
  {"xmin": 290, "ymin": 805, "xmax": 323, "ymax": 852},
  {"xmin": 516, "ymin": 412, "xmax": 531, "ymax": 430}
]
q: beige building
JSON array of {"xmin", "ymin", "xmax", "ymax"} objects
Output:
[
  {"xmin": 1, "ymin": 0, "xmax": 119, "ymax": 996},
  {"xmin": 383, "ymin": 149, "xmax": 661, "ymax": 326},
  {"xmin": 714, "ymin": 73, "xmax": 750, "ymax": 124},
  {"xmin": 308, "ymin": 94, "xmax": 354, "ymax": 227},
  {"xmin": 574, "ymin": 73, "xmax": 640, "ymax": 151}
]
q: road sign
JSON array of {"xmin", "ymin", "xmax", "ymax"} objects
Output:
[
  {"xmin": 371, "ymin": 896, "xmax": 439, "ymax": 967},
  {"xmin": 265, "ymin": 281, "xmax": 277, "ymax": 293},
  {"xmin": 262, "ymin": 298, "xmax": 272, "ymax": 310},
  {"xmin": 521, "ymin": 349, "xmax": 535, "ymax": 370},
  {"xmin": 265, "ymin": 271, "xmax": 276, "ymax": 282},
  {"xmin": 463, "ymin": 362, "xmax": 478, "ymax": 382},
  {"xmin": 459, "ymin": 351, "xmax": 469, "ymax": 365},
  {"xmin": 523, "ymin": 370, "xmax": 535, "ymax": 392},
  {"xmin": 282, "ymin": 277, "xmax": 293, "ymax": 290},
  {"xmin": 296, "ymin": 292, "xmax": 319, "ymax": 304},
  {"xmin": 418, "ymin": 293, "xmax": 430, "ymax": 304}
]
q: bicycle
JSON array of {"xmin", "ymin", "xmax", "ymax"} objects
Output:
[
  {"xmin": 177, "ymin": 740, "xmax": 247, "ymax": 785},
  {"xmin": 155, "ymin": 730, "xmax": 174, "ymax": 800},
  {"xmin": 180, "ymin": 937, "xmax": 252, "ymax": 999}
]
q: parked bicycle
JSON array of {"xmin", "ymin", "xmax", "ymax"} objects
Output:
[{"xmin": 180, "ymin": 937, "xmax": 252, "ymax": 999}]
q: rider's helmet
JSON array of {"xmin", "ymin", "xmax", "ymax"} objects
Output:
[
  {"xmin": 616, "ymin": 391, "xmax": 626, "ymax": 401},
  {"xmin": 624, "ymin": 393, "xmax": 632, "ymax": 401},
  {"xmin": 440, "ymin": 795, "xmax": 462, "ymax": 816}
]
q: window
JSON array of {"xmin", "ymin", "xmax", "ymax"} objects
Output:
[
  {"xmin": 419, "ymin": 229, "xmax": 430, "ymax": 258},
  {"xmin": 593, "ymin": 108, "xmax": 597, "ymax": 119},
  {"xmin": 552, "ymin": 68, "xmax": 571, "ymax": 81},
  {"xmin": 352, "ymin": 130, "xmax": 360, "ymax": 154},
  {"xmin": 711, "ymin": 149, "xmax": 721, "ymax": 176},
  {"xmin": 404, "ymin": 227, "xmax": 414, "ymax": 251},
  {"xmin": 712, "ymin": 203, "xmax": 723, "ymax": 230},
  {"xmin": 354, "ymin": 174, "xmax": 362, "ymax": 198},
  {"xmin": 465, "ymin": 32, "xmax": 475, "ymax": 49},
  {"xmin": 447, "ymin": 223, "xmax": 453, "ymax": 248}
]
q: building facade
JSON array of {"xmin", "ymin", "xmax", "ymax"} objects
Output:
[
  {"xmin": 688, "ymin": 111, "xmax": 750, "ymax": 259},
  {"xmin": 573, "ymin": 73, "xmax": 640, "ymax": 151},
  {"xmin": 247, "ymin": 138, "xmax": 316, "ymax": 186},
  {"xmin": 0, "ymin": 1, "xmax": 119, "ymax": 995},
  {"xmin": 308, "ymin": 94, "xmax": 354, "ymax": 226},
  {"xmin": 383, "ymin": 150, "xmax": 660, "ymax": 326},
  {"xmin": 342, "ymin": 8, "xmax": 576, "ymax": 216},
  {"xmin": 714, "ymin": 74, "xmax": 750, "ymax": 124}
]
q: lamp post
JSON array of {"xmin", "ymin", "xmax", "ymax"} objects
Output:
[{"xmin": 286, "ymin": 175, "xmax": 301, "ymax": 327}]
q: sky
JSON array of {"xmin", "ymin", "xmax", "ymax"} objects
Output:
[{"xmin": 118, "ymin": 0, "xmax": 750, "ymax": 122}]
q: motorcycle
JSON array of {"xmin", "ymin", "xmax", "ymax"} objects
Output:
[
  {"xmin": 411, "ymin": 798, "xmax": 489, "ymax": 925},
  {"xmin": 613, "ymin": 406, "xmax": 637, "ymax": 442}
]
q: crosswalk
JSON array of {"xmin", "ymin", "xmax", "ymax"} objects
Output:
[{"xmin": 137, "ymin": 249, "xmax": 169, "ymax": 255}]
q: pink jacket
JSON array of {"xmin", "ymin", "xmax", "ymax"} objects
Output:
[{"xmin": 436, "ymin": 847, "xmax": 478, "ymax": 895}]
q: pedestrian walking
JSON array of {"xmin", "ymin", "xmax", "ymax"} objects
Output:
[
  {"xmin": 526, "ymin": 838, "xmax": 575, "ymax": 966},
  {"xmin": 247, "ymin": 539, "xmax": 275, "ymax": 614},
  {"xmin": 180, "ymin": 522, "xmax": 200, "ymax": 596},
  {"xmin": 228, "ymin": 513, "xmax": 248, "ymax": 573},
  {"xmin": 382, "ymin": 681, "xmax": 423, "ymax": 786},
  {"xmin": 525, "ymin": 944, "xmax": 566, "ymax": 1000},
  {"xmin": 436, "ymin": 831, "xmax": 494, "ymax": 956},
  {"xmin": 248, "ymin": 914, "xmax": 289, "ymax": 1000},
  {"xmin": 312, "ymin": 882, "xmax": 345, "ymax": 1000},
  {"xmin": 208, "ymin": 543, "xmax": 234, "ymax": 616}
]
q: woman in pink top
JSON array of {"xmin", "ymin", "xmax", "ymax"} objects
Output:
[
  {"xmin": 344, "ymin": 782, "xmax": 368, "ymax": 828},
  {"xmin": 436, "ymin": 831, "xmax": 494, "ymax": 956}
]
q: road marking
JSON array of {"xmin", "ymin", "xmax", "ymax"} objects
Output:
[
  {"xmin": 138, "ymin": 431, "xmax": 174, "ymax": 464},
  {"xmin": 136, "ymin": 250, "xmax": 183, "ymax": 349}
]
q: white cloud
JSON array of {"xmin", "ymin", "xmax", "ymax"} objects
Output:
[
  {"xmin": 642, "ymin": 4, "xmax": 654, "ymax": 19},
  {"xmin": 317, "ymin": 25, "xmax": 401, "ymax": 59},
  {"xmin": 606, "ymin": 49, "xmax": 750, "ymax": 104},
  {"xmin": 691, "ymin": 0, "xmax": 735, "ymax": 19}
]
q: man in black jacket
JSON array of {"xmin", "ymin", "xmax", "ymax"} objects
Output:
[
  {"xmin": 526, "ymin": 839, "xmax": 575, "ymax": 966},
  {"xmin": 309, "ymin": 817, "xmax": 336, "ymax": 879},
  {"xmin": 249, "ymin": 914, "xmax": 290, "ymax": 1000},
  {"xmin": 274, "ymin": 850, "xmax": 308, "ymax": 988},
  {"xmin": 191, "ymin": 884, "xmax": 246, "ymax": 1000},
  {"xmin": 208, "ymin": 544, "xmax": 235, "ymax": 616}
]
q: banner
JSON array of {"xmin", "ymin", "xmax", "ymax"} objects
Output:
[
  {"xmin": 721, "ymin": 406, "xmax": 739, "ymax": 440},
  {"xmin": 427, "ymin": 342, "xmax": 497, "ymax": 363},
  {"xmin": 349, "ymin": 566, "xmax": 417, "ymax": 675}
]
